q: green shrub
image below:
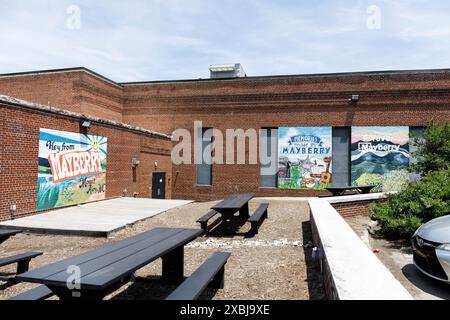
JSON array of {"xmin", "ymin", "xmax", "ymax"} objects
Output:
[
  {"xmin": 370, "ymin": 168, "xmax": 450, "ymax": 238},
  {"xmin": 410, "ymin": 121, "xmax": 450, "ymax": 175}
]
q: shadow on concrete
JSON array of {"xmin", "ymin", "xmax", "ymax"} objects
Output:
[
  {"xmin": 301, "ymin": 221, "xmax": 326, "ymax": 300},
  {"xmin": 401, "ymin": 264, "xmax": 450, "ymax": 300},
  {"xmin": 110, "ymin": 276, "xmax": 219, "ymax": 300}
]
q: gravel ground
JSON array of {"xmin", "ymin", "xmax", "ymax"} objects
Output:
[{"xmin": 0, "ymin": 199, "xmax": 325, "ymax": 300}]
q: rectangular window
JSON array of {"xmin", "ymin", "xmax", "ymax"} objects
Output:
[
  {"xmin": 260, "ymin": 127, "xmax": 278, "ymax": 188},
  {"xmin": 196, "ymin": 127, "xmax": 212, "ymax": 186}
]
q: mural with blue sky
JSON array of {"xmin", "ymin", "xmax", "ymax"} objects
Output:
[{"xmin": 37, "ymin": 128, "xmax": 107, "ymax": 210}]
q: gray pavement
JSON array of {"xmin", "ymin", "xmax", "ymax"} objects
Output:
[{"xmin": 0, "ymin": 197, "xmax": 193, "ymax": 237}]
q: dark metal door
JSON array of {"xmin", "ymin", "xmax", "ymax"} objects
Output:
[{"xmin": 152, "ymin": 172, "xmax": 166, "ymax": 199}]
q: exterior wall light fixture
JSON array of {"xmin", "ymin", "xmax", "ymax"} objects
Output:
[
  {"xmin": 349, "ymin": 94, "xmax": 359, "ymax": 103},
  {"xmin": 132, "ymin": 158, "xmax": 140, "ymax": 168}
]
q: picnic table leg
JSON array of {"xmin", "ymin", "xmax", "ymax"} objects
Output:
[
  {"xmin": 161, "ymin": 245, "xmax": 184, "ymax": 285},
  {"xmin": 17, "ymin": 260, "xmax": 31, "ymax": 274},
  {"xmin": 239, "ymin": 203, "xmax": 250, "ymax": 218},
  {"xmin": 210, "ymin": 265, "xmax": 225, "ymax": 289}
]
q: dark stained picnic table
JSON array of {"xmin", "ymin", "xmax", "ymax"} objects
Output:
[
  {"xmin": 211, "ymin": 193, "xmax": 255, "ymax": 220},
  {"xmin": 0, "ymin": 229, "xmax": 22, "ymax": 245},
  {"xmin": 325, "ymin": 185, "xmax": 375, "ymax": 197},
  {"xmin": 16, "ymin": 227, "xmax": 203, "ymax": 300}
]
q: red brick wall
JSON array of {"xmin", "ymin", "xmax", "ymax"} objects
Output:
[
  {"xmin": 331, "ymin": 199, "xmax": 387, "ymax": 218},
  {"xmin": 0, "ymin": 70, "xmax": 124, "ymax": 122},
  {"xmin": 0, "ymin": 102, "xmax": 171, "ymax": 221},
  {"xmin": 0, "ymin": 71, "xmax": 79, "ymax": 111},
  {"xmin": 120, "ymin": 71, "xmax": 450, "ymax": 201},
  {"xmin": 2, "ymin": 69, "xmax": 450, "ymax": 202},
  {"xmin": 122, "ymin": 71, "xmax": 450, "ymax": 135},
  {"xmin": 77, "ymin": 72, "xmax": 123, "ymax": 122}
]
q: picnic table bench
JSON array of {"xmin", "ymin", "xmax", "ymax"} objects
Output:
[
  {"xmin": 9, "ymin": 285, "xmax": 54, "ymax": 300},
  {"xmin": 0, "ymin": 229, "xmax": 43, "ymax": 281},
  {"xmin": 0, "ymin": 252, "xmax": 43, "ymax": 275},
  {"xmin": 325, "ymin": 185, "xmax": 375, "ymax": 197},
  {"xmin": 248, "ymin": 204, "xmax": 269, "ymax": 235},
  {"xmin": 166, "ymin": 252, "xmax": 231, "ymax": 300},
  {"xmin": 0, "ymin": 229, "xmax": 23, "ymax": 245},
  {"xmin": 16, "ymin": 227, "xmax": 203, "ymax": 300},
  {"xmin": 197, "ymin": 210, "xmax": 222, "ymax": 233}
]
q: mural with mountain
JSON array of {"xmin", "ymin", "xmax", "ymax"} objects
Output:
[{"xmin": 351, "ymin": 127, "xmax": 410, "ymax": 190}]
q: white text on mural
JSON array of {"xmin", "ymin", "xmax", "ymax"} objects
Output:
[
  {"xmin": 358, "ymin": 142, "xmax": 400, "ymax": 152},
  {"xmin": 48, "ymin": 151, "xmax": 103, "ymax": 183}
]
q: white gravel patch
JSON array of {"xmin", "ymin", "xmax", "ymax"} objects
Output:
[{"xmin": 187, "ymin": 238, "xmax": 303, "ymax": 249}]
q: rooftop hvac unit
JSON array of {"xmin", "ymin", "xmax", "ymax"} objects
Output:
[{"xmin": 209, "ymin": 63, "xmax": 246, "ymax": 79}]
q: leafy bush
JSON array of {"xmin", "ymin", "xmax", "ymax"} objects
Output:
[
  {"xmin": 370, "ymin": 168, "xmax": 450, "ymax": 238},
  {"xmin": 409, "ymin": 121, "xmax": 450, "ymax": 175}
]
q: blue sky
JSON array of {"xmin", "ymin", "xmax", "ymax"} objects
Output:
[{"xmin": 1, "ymin": 0, "xmax": 450, "ymax": 82}]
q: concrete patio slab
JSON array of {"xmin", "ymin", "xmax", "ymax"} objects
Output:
[{"xmin": 0, "ymin": 197, "xmax": 193, "ymax": 237}]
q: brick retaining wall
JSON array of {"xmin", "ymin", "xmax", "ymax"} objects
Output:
[{"xmin": 331, "ymin": 199, "xmax": 387, "ymax": 218}]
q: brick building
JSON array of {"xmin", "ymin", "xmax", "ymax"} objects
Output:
[{"xmin": 1, "ymin": 66, "xmax": 450, "ymax": 219}]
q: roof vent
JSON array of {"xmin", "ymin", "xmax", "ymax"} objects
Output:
[{"xmin": 209, "ymin": 63, "xmax": 246, "ymax": 79}]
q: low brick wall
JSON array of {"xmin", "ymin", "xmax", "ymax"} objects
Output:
[
  {"xmin": 331, "ymin": 199, "xmax": 387, "ymax": 218},
  {"xmin": 325, "ymin": 193, "xmax": 389, "ymax": 218},
  {"xmin": 308, "ymin": 198, "xmax": 412, "ymax": 300}
]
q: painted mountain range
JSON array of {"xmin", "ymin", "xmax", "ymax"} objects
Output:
[{"xmin": 351, "ymin": 136, "xmax": 410, "ymax": 184}]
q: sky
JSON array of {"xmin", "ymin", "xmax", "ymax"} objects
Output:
[{"xmin": 1, "ymin": 0, "xmax": 450, "ymax": 82}]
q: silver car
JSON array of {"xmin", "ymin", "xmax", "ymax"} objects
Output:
[{"xmin": 411, "ymin": 215, "xmax": 450, "ymax": 283}]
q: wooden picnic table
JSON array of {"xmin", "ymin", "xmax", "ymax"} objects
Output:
[
  {"xmin": 16, "ymin": 227, "xmax": 203, "ymax": 300},
  {"xmin": 325, "ymin": 185, "xmax": 375, "ymax": 197},
  {"xmin": 0, "ymin": 229, "xmax": 22, "ymax": 245},
  {"xmin": 211, "ymin": 193, "xmax": 255, "ymax": 220}
]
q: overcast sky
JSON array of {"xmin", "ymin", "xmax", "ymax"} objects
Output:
[{"xmin": 1, "ymin": 0, "xmax": 450, "ymax": 82}]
